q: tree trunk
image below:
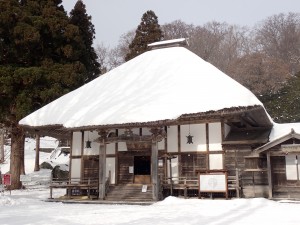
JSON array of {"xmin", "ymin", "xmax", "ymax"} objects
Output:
[
  {"xmin": 10, "ymin": 123, "xmax": 25, "ymax": 189},
  {"xmin": 34, "ymin": 133, "xmax": 40, "ymax": 172},
  {"xmin": 0, "ymin": 129, "xmax": 4, "ymax": 163},
  {"xmin": 20, "ymin": 134, "xmax": 25, "ymax": 175}
]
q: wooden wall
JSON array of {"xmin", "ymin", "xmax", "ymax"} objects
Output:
[{"xmin": 224, "ymin": 146, "xmax": 269, "ymax": 198}]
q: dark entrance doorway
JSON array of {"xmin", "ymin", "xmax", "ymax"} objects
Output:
[{"xmin": 134, "ymin": 156, "xmax": 151, "ymax": 184}]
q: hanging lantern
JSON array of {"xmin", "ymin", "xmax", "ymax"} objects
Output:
[
  {"xmin": 186, "ymin": 123, "xmax": 193, "ymax": 144},
  {"xmin": 186, "ymin": 134, "xmax": 193, "ymax": 144},
  {"xmin": 85, "ymin": 131, "xmax": 92, "ymax": 148}
]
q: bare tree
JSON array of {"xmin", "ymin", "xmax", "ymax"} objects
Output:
[
  {"xmin": 95, "ymin": 31, "xmax": 135, "ymax": 73},
  {"xmin": 228, "ymin": 52, "xmax": 290, "ymax": 95},
  {"xmin": 162, "ymin": 20, "xmax": 195, "ymax": 40},
  {"xmin": 254, "ymin": 12, "xmax": 300, "ymax": 74},
  {"xmin": 96, "ymin": 43, "xmax": 109, "ymax": 74}
]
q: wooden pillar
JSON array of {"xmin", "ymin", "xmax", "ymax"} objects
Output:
[
  {"xmin": 69, "ymin": 133, "xmax": 73, "ymax": 184},
  {"xmin": 98, "ymin": 139, "xmax": 107, "ymax": 200},
  {"xmin": 151, "ymin": 139, "xmax": 158, "ymax": 201},
  {"xmin": 267, "ymin": 152, "xmax": 273, "ymax": 199},
  {"xmin": 80, "ymin": 131, "xmax": 84, "ymax": 183},
  {"xmin": 34, "ymin": 132, "xmax": 40, "ymax": 172},
  {"xmin": 150, "ymin": 127, "xmax": 165, "ymax": 201}
]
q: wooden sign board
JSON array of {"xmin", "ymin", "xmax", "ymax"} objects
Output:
[{"xmin": 282, "ymin": 144, "xmax": 300, "ymax": 153}]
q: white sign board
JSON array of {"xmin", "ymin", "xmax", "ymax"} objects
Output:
[
  {"xmin": 142, "ymin": 185, "xmax": 147, "ymax": 193},
  {"xmin": 129, "ymin": 166, "xmax": 134, "ymax": 174},
  {"xmin": 199, "ymin": 174, "xmax": 227, "ymax": 192}
]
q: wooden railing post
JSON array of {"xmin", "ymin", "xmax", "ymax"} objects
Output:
[{"xmin": 236, "ymin": 168, "xmax": 240, "ymax": 198}]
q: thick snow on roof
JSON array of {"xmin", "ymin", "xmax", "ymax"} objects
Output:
[
  {"xmin": 269, "ymin": 122, "xmax": 300, "ymax": 142},
  {"xmin": 20, "ymin": 47, "xmax": 264, "ymax": 128}
]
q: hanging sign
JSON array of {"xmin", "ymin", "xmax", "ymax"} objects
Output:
[{"xmin": 3, "ymin": 174, "xmax": 11, "ymax": 185}]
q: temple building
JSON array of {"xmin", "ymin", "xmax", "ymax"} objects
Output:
[{"xmin": 20, "ymin": 39, "xmax": 300, "ymax": 201}]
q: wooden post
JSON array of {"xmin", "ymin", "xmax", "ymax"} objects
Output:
[
  {"xmin": 169, "ymin": 157, "xmax": 173, "ymax": 196},
  {"xmin": 151, "ymin": 139, "xmax": 158, "ymax": 201},
  {"xmin": 236, "ymin": 168, "xmax": 240, "ymax": 198},
  {"xmin": 267, "ymin": 152, "xmax": 273, "ymax": 199},
  {"xmin": 50, "ymin": 187, "xmax": 53, "ymax": 199},
  {"xmin": 98, "ymin": 140, "xmax": 106, "ymax": 200},
  {"xmin": 34, "ymin": 132, "xmax": 40, "ymax": 172}
]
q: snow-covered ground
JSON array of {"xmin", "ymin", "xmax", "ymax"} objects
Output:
[
  {"xmin": 1, "ymin": 138, "xmax": 300, "ymax": 225},
  {"xmin": 1, "ymin": 190, "xmax": 300, "ymax": 225}
]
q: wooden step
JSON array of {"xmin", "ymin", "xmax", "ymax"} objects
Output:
[{"xmin": 105, "ymin": 184, "xmax": 154, "ymax": 202}]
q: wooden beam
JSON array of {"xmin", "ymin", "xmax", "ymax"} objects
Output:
[{"xmin": 267, "ymin": 152, "xmax": 273, "ymax": 199}]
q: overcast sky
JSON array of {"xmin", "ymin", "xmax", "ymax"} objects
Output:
[{"xmin": 62, "ymin": 0, "xmax": 300, "ymax": 47}]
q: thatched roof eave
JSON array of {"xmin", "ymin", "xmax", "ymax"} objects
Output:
[{"xmin": 21, "ymin": 105, "xmax": 272, "ymax": 138}]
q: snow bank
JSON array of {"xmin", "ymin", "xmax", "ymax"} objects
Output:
[{"xmin": 1, "ymin": 192, "xmax": 300, "ymax": 225}]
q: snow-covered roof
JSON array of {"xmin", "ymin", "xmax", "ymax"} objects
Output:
[
  {"xmin": 269, "ymin": 123, "xmax": 300, "ymax": 142},
  {"xmin": 148, "ymin": 38, "xmax": 188, "ymax": 48},
  {"xmin": 253, "ymin": 123, "xmax": 300, "ymax": 154},
  {"xmin": 20, "ymin": 46, "xmax": 266, "ymax": 129}
]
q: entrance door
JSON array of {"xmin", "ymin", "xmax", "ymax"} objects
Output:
[{"xmin": 134, "ymin": 156, "xmax": 151, "ymax": 184}]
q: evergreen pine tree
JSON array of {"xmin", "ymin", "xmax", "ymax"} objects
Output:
[
  {"xmin": 125, "ymin": 10, "xmax": 163, "ymax": 61},
  {"xmin": 260, "ymin": 72, "xmax": 300, "ymax": 123},
  {"xmin": 69, "ymin": 0, "xmax": 100, "ymax": 82},
  {"xmin": 0, "ymin": 0, "xmax": 97, "ymax": 189}
]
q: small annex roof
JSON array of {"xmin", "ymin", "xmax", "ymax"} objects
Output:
[
  {"xmin": 19, "ymin": 44, "xmax": 271, "ymax": 131},
  {"xmin": 253, "ymin": 123, "xmax": 300, "ymax": 155}
]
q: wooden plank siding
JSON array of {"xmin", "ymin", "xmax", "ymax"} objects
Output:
[{"xmin": 118, "ymin": 152, "xmax": 135, "ymax": 184}]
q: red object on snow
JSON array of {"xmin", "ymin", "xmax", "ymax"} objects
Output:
[{"xmin": 3, "ymin": 174, "xmax": 11, "ymax": 185}]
